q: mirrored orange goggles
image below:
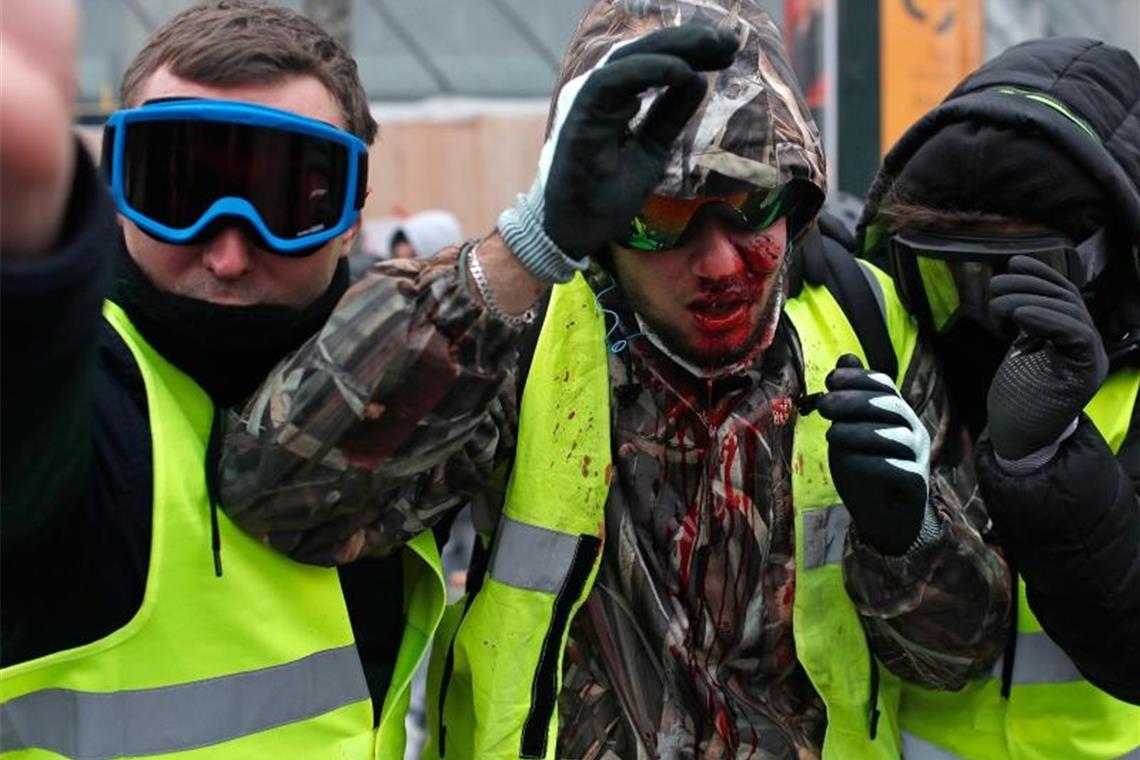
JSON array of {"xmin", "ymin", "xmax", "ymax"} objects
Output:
[{"xmin": 616, "ymin": 186, "xmax": 787, "ymax": 252}]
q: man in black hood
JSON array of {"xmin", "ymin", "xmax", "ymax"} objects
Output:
[{"xmin": 859, "ymin": 36, "xmax": 1140, "ymax": 759}]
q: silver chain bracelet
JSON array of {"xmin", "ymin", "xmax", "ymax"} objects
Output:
[{"xmin": 467, "ymin": 240, "xmax": 536, "ymax": 327}]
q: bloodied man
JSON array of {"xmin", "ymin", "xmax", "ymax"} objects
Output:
[{"xmin": 219, "ymin": 1, "xmax": 1011, "ymax": 757}]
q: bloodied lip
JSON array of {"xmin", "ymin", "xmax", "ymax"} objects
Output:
[{"xmin": 687, "ymin": 296, "xmax": 751, "ymax": 332}]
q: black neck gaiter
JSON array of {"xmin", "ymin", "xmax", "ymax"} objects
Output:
[{"xmin": 111, "ymin": 242, "xmax": 350, "ymax": 407}]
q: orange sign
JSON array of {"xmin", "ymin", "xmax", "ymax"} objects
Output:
[{"xmin": 880, "ymin": 0, "xmax": 984, "ymax": 154}]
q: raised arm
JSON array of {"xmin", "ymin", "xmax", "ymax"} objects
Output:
[{"xmin": 1, "ymin": 0, "xmax": 120, "ymax": 548}]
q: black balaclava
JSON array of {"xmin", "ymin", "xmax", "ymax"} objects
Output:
[{"xmin": 112, "ymin": 239, "xmax": 350, "ymax": 407}]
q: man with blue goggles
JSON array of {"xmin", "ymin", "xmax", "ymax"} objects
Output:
[
  {"xmin": 102, "ymin": 98, "xmax": 369, "ymax": 256},
  {"xmin": 0, "ymin": 2, "xmax": 456, "ymax": 758}
]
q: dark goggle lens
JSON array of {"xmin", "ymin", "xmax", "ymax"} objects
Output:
[
  {"xmin": 122, "ymin": 120, "xmax": 350, "ymax": 240},
  {"xmin": 896, "ymin": 238, "xmax": 1072, "ymax": 332},
  {"xmin": 618, "ymin": 186, "xmax": 787, "ymax": 251}
]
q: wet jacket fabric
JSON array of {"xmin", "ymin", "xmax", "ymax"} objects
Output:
[{"xmin": 859, "ymin": 36, "xmax": 1140, "ymax": 706}]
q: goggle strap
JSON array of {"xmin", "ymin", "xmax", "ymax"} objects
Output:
[
  {"xmin": 354, "ymin": 152, "xmax": 368, "ymax": 210},
  {"xmin": 100, "ymin": 124, "xmax": 117, "ymax": 185},
  {"xmin": 1076, "ymin": 228, "xmax": 1109, "ymax": 285}
]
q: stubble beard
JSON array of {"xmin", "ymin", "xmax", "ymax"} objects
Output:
[{"xmin": 629, "ymin": 263, "xmax": 788, "ymax": 373}]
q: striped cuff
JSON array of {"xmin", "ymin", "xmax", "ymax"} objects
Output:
[
  {"xmin": 994, "ymin": 417, "xmax": 1079, "ymax": 475},
  {"xmin": 497, "ymin": 179, "xmax": 588, "ymax": 284},
  {"xmin": 906, "ymin": 499, "xmax": 944, "ymax": 553}
]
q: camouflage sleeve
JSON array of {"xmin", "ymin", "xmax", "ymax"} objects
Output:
[
  {"xmin": 842, "ymin": 341, "xmax": 1013, "ymax": 690},
  {"xmin": 218, "ymin": 246, "xmax": 524, "ymax": 566}
]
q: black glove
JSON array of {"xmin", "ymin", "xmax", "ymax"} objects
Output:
[
  {"xmin": 987, "ymin": 255, "xmax": 1109, "ymax": 462},
  {"xmin": 817, "ymin": 354, "xmax": 932, "ymax": 555},
  {"xmin": 497, "ymin": 25, "xmax": 738, "ymax": 278},
  {"xmin": 544, "ymin": 26, "xmax": 737, "ymax": 258}
]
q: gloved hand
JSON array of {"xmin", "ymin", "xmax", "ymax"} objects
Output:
[
  {"xmin": 498, "ymin": 25, "xmax": 739, "ymax": 279},
  {"xmin": 818, "ymin": 354, "xmax": 932, "ymax": 555},
  {"xmin": 987, "ymin": 255, "xmax": 1108, "ymax": 463}
]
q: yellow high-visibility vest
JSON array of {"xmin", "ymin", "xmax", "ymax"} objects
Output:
[
  {"xmin": 0, "ymin": 301, "xmax": 446, "ymax": 759},
  {"xmin": 898, "ymin": 367, "xmax": 1140, "ymax": 760},
  {"xmin": 426, "ymin": 263, "xmax": 918, "ymax": 759}
]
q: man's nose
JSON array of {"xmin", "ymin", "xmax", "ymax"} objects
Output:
[
  {"xmin": 201, "ymin": 227, "xmax": 256, "ymax": 280},
  {"xmin": 689, "ymin": 221, "xmax": 744, "ymax": 280}
]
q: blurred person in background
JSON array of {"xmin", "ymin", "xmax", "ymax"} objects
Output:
[
  {"xmin": 389, "ymin": 210, "xmax": 464, "ymax": 260},
  {"xmin": 350, "ymin": 209, "xmax": 465, "ymax": 280},
  {"xmin": 218, "ymin": 2, "xmax": 1013, "ymax": 757},
  {"xmin": 859, "ymin": 35, "xmax": 1140, "ymax": 759}
]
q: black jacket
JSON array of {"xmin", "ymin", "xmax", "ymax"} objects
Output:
[{"xmin": 858, "ymin": 38, "xmax": 1140, "ymax": 704}]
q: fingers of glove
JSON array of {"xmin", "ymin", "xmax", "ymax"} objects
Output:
[
  {"xmin": 836, "ymin": 353, "xmax": 863, "ymax": 370},
  {"xmin": 832, "ymin": 451, "xmax": 928, "ymax": 492},
  {"xmin": 607, "ymin": 26, "xmax": 739, "ymax": 72},
  {"xmin": 825, "ymin": 366, "xmax": 898, "ymax": 394},
  {"xmin": 1006, "ymin": 254, "xmax": 1082, "ymax": 296},
  {"xmin": 990, "ymin": 269, "xmax": 1081, "ymax": 308},
  {"xmin": 989, "ymin": 291, "xmax": 1095, "ymax": 333},
  {"xmin": 817, "ymin": 389, "xmax": 910, "ymax": 425},
  {"xmin": 1008, "ymin": 304, "xmax": 1106, "ymax": 358},
  {"xmin": 574, "ymin": 53, "xmax": 702, "ymax": 124},
  {"xmin": 869, "ymin": 393, "xmax": 929, "ymax": 460},
  {"xmin": 827, "ymin": 421, "xmax": 920, "ymax": 461},
  {"xmin": 635, "ymin": 73, "xmax": 709, "ymax": 158}
]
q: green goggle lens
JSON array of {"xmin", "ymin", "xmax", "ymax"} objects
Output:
[{"xmin": 618, "ymin": 186, "xmax": 787, "ymax": 252}]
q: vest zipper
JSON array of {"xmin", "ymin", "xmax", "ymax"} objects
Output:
[
  {"xmin": 1001, "ymin": 566, "xmax": 1020, "ymax": 699},
  {"xmin": 436, "ymin": 535, "xmax": 491, "ymax": 755},
  {"xmin": 868, "ymin": 655, "xmax": 881, "ymax": 739},
  {"xmin": 863, "ymin": 627, "xmax": 881, "ymax": 739},
  {"xmin": 205, "ymin": 404, "xmax": 225, "ymax": 577}
]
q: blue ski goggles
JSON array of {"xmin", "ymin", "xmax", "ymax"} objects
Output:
[{"xmin": 102, "ymin": 99, "xmax": 369, "ymax": 256}]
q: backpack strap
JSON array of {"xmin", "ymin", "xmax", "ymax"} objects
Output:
[{"xmin": 800, "ymin": 218, "xmax": 899, "ymax": 380}]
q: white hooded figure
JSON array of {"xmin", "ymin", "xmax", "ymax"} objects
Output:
[{"xmin": 389, "ymin": 210, "xmax": 464, "ymax": 259}]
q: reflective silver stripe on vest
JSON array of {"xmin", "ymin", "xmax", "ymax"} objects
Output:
[
  {"xmin": 0, "ymin": 645, "xmax": 368, "ymax": 759},
  {"xmin": 901, "ymin": 730, "xmax": 964, "ymax": 759},
  {"xmin": 903, "ymin": 730, "xmax": 1140, "ymax": 760},
  {"xmin": 489, "ymin": 515, "xmax": 579, "ymax": 593},
  {"xmin": 990, "ymin": 630, "xmax": 1085, "ymax": 685},
  {"xmin": 802, "ymin": 504, "xmax": 851, "ymax": 570}
]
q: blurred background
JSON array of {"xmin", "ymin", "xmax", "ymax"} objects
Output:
[{"xmin": 77, "ymin": 0, "xmax": 1140, "ymax": 257}]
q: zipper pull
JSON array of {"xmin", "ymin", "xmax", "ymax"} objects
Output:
[{"xmin": 796, "ymin": 391, "xmax": 823, "ymax": 416}]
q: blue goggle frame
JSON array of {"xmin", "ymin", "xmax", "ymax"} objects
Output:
[{"xmin": 103, "ymin": 99, "xmax": 369, "ymax": 256}]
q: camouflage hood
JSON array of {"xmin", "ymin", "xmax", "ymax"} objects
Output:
[{"xmin": 549, "ymin": 0, "xmax": 826, "ymax": 210}]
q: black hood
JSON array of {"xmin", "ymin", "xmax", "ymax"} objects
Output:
[
  {"xmin": 860, "ymin": 37, "xmax": 1140, "ymax": 244},
  {"xmin": 858, "ymin": 37, "xmax": 1140, "ymax": 363}
]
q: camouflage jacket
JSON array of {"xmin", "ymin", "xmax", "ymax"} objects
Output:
[{"xmin": 220, "ymin": 250, "xmax": 1011, "ymax": 759}]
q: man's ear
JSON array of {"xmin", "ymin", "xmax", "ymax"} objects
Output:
[
  {"xmin": 338, "ymin": 215, "xmax": 364, "ymax": 258},
  {"xmin": 337, "ymin": 185, "xmax": 372, "ymax": 257}
]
